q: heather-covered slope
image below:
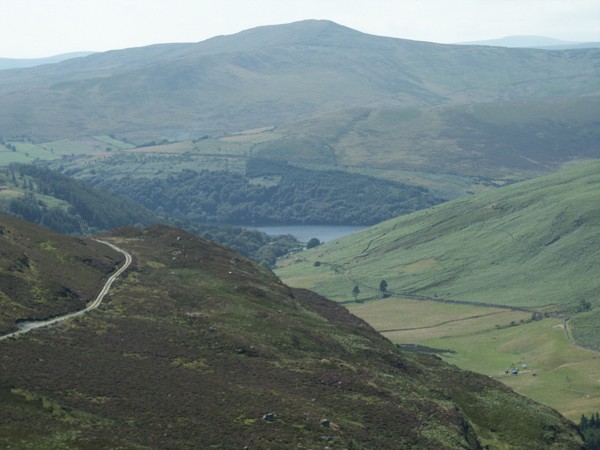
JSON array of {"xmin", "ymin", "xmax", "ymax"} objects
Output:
[
  {"xmin": 0, "ymin": 215, "xmax": 123, "ymax": 334},
  {"xmin": 0, "ymin": 221, "xmax": 584, "ymax": 448}
]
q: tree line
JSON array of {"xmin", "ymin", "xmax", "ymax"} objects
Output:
[
  {"xmin": 0, "ymin": 165, "xmax": 302, "ymax": 266},
  {"xmin": 94, "ymin": 159, "xmax": 442, "ymax": 226},
  {"xmin": 580, "ymin": 413, "xmax": 600, "ymax": 449}
]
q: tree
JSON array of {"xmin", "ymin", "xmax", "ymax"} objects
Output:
[
  {"xmin": 379, "ymin": 279, "xmax": 389, "ymax": 297},
  {"xmin": 306, "ymin": 237, "xmax": 321, "ymax": 249},
  {"xmin": 352, "ymin": 285, "xmax": 360, "ymax": 300},
  {"xmin": 577, "ymin": 299, "xmax": 592, "ymax": 312}
]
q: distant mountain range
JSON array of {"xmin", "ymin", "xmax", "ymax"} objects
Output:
[
  {"xmin": 459, "ymin": 35, "xmax": 600, "ymax": 49},
  {"xmin": 1, "ymin": 20, "xmax": 599, "ymax": 142},
  {"xmin": 0, "ymin": 51, "xmax": 95, "ymax": 71}
]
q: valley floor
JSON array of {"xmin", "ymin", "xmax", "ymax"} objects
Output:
[{"xmin": 346, "ymin": 296, "xmax": 600, "ymax": 421}]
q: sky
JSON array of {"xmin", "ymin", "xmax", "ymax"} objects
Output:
[{"xmin": 3, "ymin": 0, "xmax": 600, "ymax": 58}]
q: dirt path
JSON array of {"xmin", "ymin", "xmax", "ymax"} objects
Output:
[{"xmin": 0, "ymin": 239, "xmax": 131, "ymax": 342}]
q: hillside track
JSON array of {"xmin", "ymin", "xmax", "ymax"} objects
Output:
[{"xmin": 0, "ymin": 239, "xmax": 131, "ymax": 341}]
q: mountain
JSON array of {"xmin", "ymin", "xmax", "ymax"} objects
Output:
[
  {"xmin": 0, "ymin": 20, "xmax": 599, "ymax": 142},
  {"xmin": 0, "ymin": 217, "xmax": 584, "ymax": 448},
  {"xmin": 275, "ymin": 160, "xmax": 600, "ymax": 348},
  {"xmin": 457, "ymin": 36, "xmax": 590, "ymax": 48},
  {"xmin": 0, "ymin": 19, "xmax": 597, "ymax": 207},
  {"xmin": 0, "ymin": 52, "xmax": 94, "ymax": 71}
]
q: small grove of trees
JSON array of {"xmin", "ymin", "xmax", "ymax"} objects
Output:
[
  {"xmin": 306, "ymin": 237, "xmax": 321, "ymax": 249},
  {"xmin": 577, "ymin": 299, "xmax": 592, "ymax": 312},
  {"xmin": 580, "ymin": 413, "xmax": 600, "ymax": 449},
  {"xmin": 379, "ymin": 279, "xmax": 389, "ymax": 297}
]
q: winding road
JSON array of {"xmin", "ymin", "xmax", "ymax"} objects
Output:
[{"xmin": 0, "ymin": 240, "xmax": 132, "ymax": 342}]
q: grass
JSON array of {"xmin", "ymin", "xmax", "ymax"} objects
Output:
[
  {"xmin": 344, "ymin": 296, "xmax": 600, "ymax": 421},
  {"xmin": 427, "ymin": 317, "xmax": 600, "ymax": 421},
  {"xmin": 276, "ymin": 162, "xmax": 600, "ymax": 421},
  {"xmin": 277, "ymin": 160, "xmax": 600, "ymax": 313}
]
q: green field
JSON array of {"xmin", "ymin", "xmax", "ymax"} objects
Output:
[
  {"xmin": 0, "ymin": 142, "xmax": 59, "ymax": 165},
  {"xmin": 276, "ymin": 161, "xmax": 600, "ymax": 421},
  {"xmin": 345, "ymin": 297, "xmax": 600, "ymax": 421}
]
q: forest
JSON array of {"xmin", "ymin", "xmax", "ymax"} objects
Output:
[
  {"xmin": 0, "ymin": 165, "xmax": 302, "ymax": 266},
  {"xmin": 94, "ymin": 159, "xmax": 442, "ymax": 226}
]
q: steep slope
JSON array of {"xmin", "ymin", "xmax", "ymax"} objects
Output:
[
  {"xmin": 272, "ymin": 95, "xmax": 600, "ymax": 193},
  {"xmin": 0, "ymin": 215, "xmax": 123, "ymax": 334},
  {"xmin": 276, "ymin": 161, "xmax": 600, "ymax": 328},
  {"xmin": 0, "ymin": 20, "xmax": 599, "ymax": 141},
  {"xmin": 0, "ymin": 221, "xmax": 584, "ymax": 448}
]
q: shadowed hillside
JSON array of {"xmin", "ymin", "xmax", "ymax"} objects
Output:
[{"xmin": 0, "ymin": 220, "xmax": 584, "ymax": 448}]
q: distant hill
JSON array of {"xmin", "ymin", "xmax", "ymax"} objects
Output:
[
  {"xmin": 0, "ymin": 19, "xmax": 596, "ymax": 202},
  {"xmin": 0, "ymin": 218, "xmax": 584, "ymax": 448},
  {"xmin": 0, "ymin": 20, "xmax": 599, "ymax": 142},
  {"xmin": 276, "ymin": 161, "xmax": 600, "ymax": 347},
  {"xmin": 458, "ymin": 35, "xmax": 600, "ymax": 49},
  {"xmin": 0, "ymin": 52, "xmax": 94, "ymax": 71}
]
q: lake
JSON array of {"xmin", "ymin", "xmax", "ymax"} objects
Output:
[{"xmin": 250, "ymin": 225, "xmax": 366, "ymax": 243}]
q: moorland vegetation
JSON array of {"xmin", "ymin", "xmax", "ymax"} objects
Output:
[{"xmin": 0, "ymin": 218, "xmax": 585, "ymax": 448}]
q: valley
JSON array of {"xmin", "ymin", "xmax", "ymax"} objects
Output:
[
  {"xmin": 0, "ymin": 18, "xmax": 599, "ymax": 447},
  {"xmin": 275, "ymin": 160, "xmax": 600, "ymax": 421},
  {"xmin": 0, "ymin": 218, "xmax": 585, "ymax": 448}
]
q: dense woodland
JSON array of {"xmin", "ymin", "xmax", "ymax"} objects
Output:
[
  {"xmin": 3, "ymin": 164, "xmax": 155, "ymax": 234},
  {"xmin": 580, "ymin": 413, "xmax": 600, "ymax": 449},
  {"xmin": 95, "ymin": 159, "xmax": 442, "ymax": 226},
  {"xmin": 0, "ymin": 165, "xmax": 302, "ymax": 266}
]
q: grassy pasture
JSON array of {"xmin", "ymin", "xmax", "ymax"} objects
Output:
[
  {"xmin": 277, "ymin": 162, "xmax": 600, "ymax": 421},
  {"xmin": 92, "ymin": 135, "xmax": 135, "ymax": 150},
  {"xmin": 345, "ymin": 297, "xmax": 600, "ymax": 421},
  {"xmin": 42, "ymin": 138, "xmax": 109, "ymax": 156},
  {"xmin": 0, "ymin": 143, "xmax": 58, "ymax": 165}
]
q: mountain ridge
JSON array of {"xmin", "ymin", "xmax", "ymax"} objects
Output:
[
  {"xmin": 458, "ymin": 35, "xmax": 600, "ymax": 49},
  {"xmin": 1, "ymin": 20, "xmax": 599, "ymax": 141}
]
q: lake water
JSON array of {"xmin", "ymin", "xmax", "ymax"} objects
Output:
[{"xmin": 251, "ymin": 225, "xmax": 366, "ymax": 243}]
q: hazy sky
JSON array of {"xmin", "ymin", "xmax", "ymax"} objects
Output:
[{"xmin": 3, "ymin": 0, "xmax": 600, "ymax": 58}]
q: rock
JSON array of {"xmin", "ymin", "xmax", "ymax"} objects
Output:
[{"xmin": 262, "ymin": 412, "xmax": 276, "ymax": 422}]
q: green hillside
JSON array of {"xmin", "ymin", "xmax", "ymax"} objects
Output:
[
  {"xmin": 276, "ymin": 161, "xmax": 600, "ymax": 341},
  {"xmin": 273, "ymin": 96, "xmax": 600, "ymax": 196},
  {"xmin": 0, "ymin": 219, "xmax": 584, "ymax": 448}
]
